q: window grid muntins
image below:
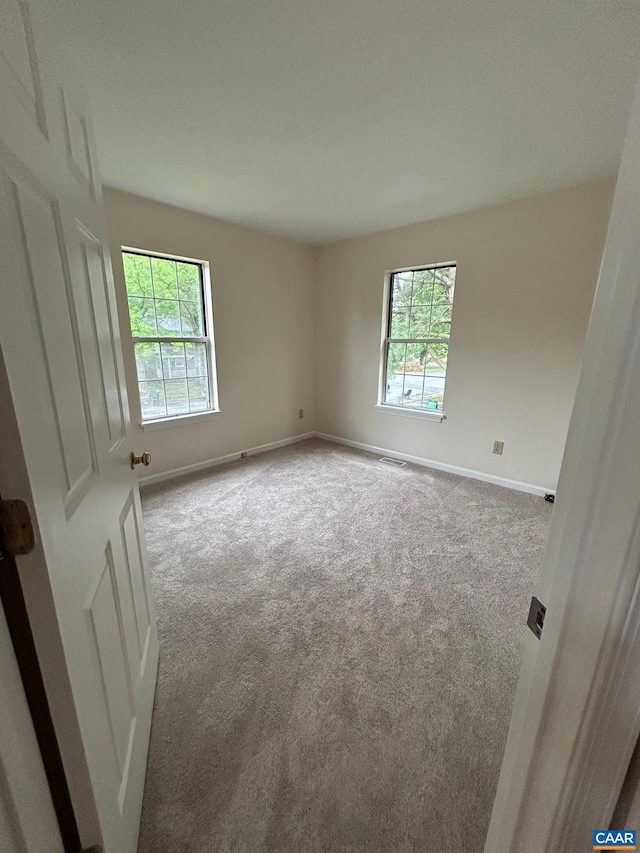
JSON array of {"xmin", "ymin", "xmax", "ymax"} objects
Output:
[
  {"xmin": 384, "ymin": 265, "xmax": 456, "ymax": 412},
  {"xmin": 123, "ymin": 251, "xmax": 215, "ymax": 421}
]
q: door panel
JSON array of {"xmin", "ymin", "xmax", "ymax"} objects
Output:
[
  {"xmin": 120, "ymin": 495, "xmax": 153, "ymax": 670},
  {"xmin": 86, "ymin": 547, "xmax": 136, "ymax": 785},
  {"xmin": 9, "ymin": 176, "xmax": 97, "ymax": 506},
  {"xmin": 79, "ymin": 232, "xmax": 126, "ymax": 447},
  {"xmin": 66, "ymin": 222, "xmax": 126, "ymax": 451},
  {"xmin": 0, "ymin": 0, "xmax": 46, "ymax": 135},
  {"xmin": 61, "ymin": 88, "xmax": 97, "ymax": 197},
  {"xmin": 1, "ymin": 0, "xmax": 34, "ymax": 100},
  {"xmin": 0, "ymin": 2, "xmax": 159, "ymax": 850}
]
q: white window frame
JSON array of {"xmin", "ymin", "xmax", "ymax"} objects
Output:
[
  {"xmin": 122, "ymin": 246, "xmax": 221, "ymax": 431},
  {"xmin": 376, "ymin": 261, "xmax": 456, "ymax": 423}
]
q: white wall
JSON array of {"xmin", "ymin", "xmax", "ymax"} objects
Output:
[
  {"xmin": 104, "ymin": 189, "xmax": 315, "ymax": 478},
  {"xmin": 105, "ymin": 179, "xmax": 614, "ymax": 490},
  {"xmin": 313, "ymin": 178, "xmax": 615, "ymax": 491}
]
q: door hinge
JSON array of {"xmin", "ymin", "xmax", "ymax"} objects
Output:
[
  {"xmin": 0, "ymin": 499, "xmax": 35, "ymax": 559},
  {"xmin": 527, "ymin": 595, "xmax": 546, "ymax": 639}
]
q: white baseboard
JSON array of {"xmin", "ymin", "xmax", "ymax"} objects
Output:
[
  {"xmin": 139, "ymin": 432, "xmax": 316, "ymax": 487},
  {"xmin": 314, "ymin": 431, "xmax": 556, "ymax": 497},
  {"xmin": 140, "ymin": 428, "xmax": 555, "ymax": 497}
]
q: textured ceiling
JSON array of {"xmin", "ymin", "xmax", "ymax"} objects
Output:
[{"xmin": 48, "ymin": 0, "xmax": 640, "ymax": 241}]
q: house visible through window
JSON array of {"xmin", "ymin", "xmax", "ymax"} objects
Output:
[
  {"xmin": 122, "ymin": 249, "xmax": 219, "ymax": 422},
  {"xmin": 382, "ymin": 264, "xmax": 456, "ymax": 413}
]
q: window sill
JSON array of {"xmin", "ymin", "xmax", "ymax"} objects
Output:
[
  {"xmin": 375, "ymin": 404, "xmax": 445, "ymax": 423},
  {"xmin": 141, "ymin": 410, "xmax": 221, "ymax": 431}
]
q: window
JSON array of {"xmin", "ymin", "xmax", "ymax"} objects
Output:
[
  {"xmin": 122, "ymin": 249, "xmax": 219, "ymax": 425},
  {"xmin": 380, "ymin": 264, "xmax": 456, "ymax": 416}
]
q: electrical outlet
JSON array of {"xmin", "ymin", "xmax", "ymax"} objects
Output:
[
  {"xmin": 298, "ymin": 408, "xmax": 304, "ymax": 419},
  {"xmin": 240, "ymin": 451, "xmax": 248, "ymax": 458},
  {"xmin": 493, "ymin": 440, "xmax": 504, "ymax": 455}
]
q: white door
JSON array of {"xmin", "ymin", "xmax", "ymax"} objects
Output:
[
  {"xmin": 485, "ymin": 75, "xmax": 640, "ymax": 852},
  {"xmin": 0, "ymin": 2, "xmax": 159, "ymax": 851}
]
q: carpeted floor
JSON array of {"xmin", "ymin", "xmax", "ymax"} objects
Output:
[{"xmin": 137, "ymin": 438, "xmax": 550, "ymax": 853}]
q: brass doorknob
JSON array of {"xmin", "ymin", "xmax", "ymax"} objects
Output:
[{"xmin": 130, "ymin": 451, "xmax": 151, "ymax": 469}]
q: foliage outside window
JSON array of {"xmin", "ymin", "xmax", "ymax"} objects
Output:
[
  {"xmin": 122, "ymin": 250, "xmax": 217, "ymax": 422},
  {"xmin": 383, "ymin": 264, "xmax": 456, "ymax": 412}
]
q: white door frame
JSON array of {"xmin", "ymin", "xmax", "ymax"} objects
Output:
[
  {"xmin": 485, "ymin": 75, "xmax": 640, "ymax": 851},
  {"xmin": 0, "ymin": 590, "xmax": 64, "ymax": 853}
]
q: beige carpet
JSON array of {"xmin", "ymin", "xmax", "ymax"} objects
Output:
[{"xmin": 137, "ymin": 438, "xmax": 550, "ymax": 853}]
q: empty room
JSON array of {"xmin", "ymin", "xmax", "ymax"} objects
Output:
[{"xmin": 2, "ymin": 1, "xmax": 640, "ymax": 853}]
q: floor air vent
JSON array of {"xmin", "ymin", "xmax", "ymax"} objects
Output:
[{"xmin": 379, "ymin": 456, "xmax": 406, "ymax": 467}]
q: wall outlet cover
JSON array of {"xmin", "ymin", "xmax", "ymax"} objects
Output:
[{"xmin": 493, "ymin": 440, "xmax": 505, "ymax": 455}]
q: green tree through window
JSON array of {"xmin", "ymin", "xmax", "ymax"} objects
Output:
[{"xmin": 123, "ymin": 250, "xmax": 216, "ymax": 421}]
